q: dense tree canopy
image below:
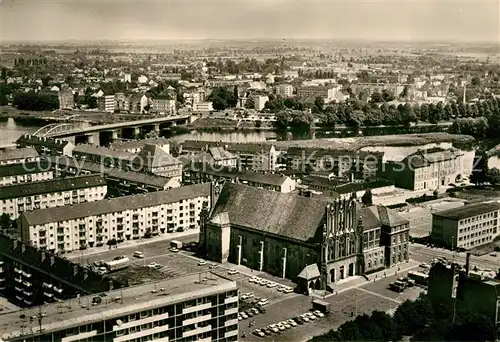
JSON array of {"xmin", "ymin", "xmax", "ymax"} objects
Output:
[{"xmin": 13, "ymin": 91, "xmax": 59, "ymax": 111}]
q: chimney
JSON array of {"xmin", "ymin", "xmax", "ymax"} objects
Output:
[
  {"xmin": 465, "ymin": 252, "xmax": 471, "ymax": 277},
  {"xmin": 41, "ymin": 251, "xmax": 46, "ymax": 262},
  {"xmin": 83, "ymin": 270, "xmax": 88, "ymax": 280},
  {"xmin": 109, "ymin": 280, "xmax": 114, "ymax": 291},
  {"xmin": 50, "ymin": 256, "xmax": 55, "ymax": 266},
  {"xmin": 21, "ymin": 243, "xmax": 26, "ymax": 253},
  {"xmin": 73, "ymin": 264, "xmax": 78, "ymax": 276},
  {"xmin": 13, "ymin": 239, "xmax": 18, "ymax": 249}
]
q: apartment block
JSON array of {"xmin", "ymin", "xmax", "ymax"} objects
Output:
[
  {"xmin": 276, "ymin": 84, "xmax": 294, "ymax": 97},
  {"xmin": 431, "ymin": 202, "xmax": 500, "ymax": 250},
  {"xmin": 98, "ymin": 95, "xmax": 115, "ymax": 113},
  {"xmin": 0, "ymin": 174, "xmax": 107, "ymax": 219},
  {"xmin": 19, "ymin": 183, "xmax": 213, "ymax": 253},
  {"xmin": 0, "ymin": 161, "xmax": 54, "ymax": 186},
  {"xmin": 152, "ymin": 97, "xmax": 176, "ymax": 115},
  {"xmin": 58, "ymin": 87, "xmax": 74, "ymax": 110},
  {"xmin": 114, "ymin": 92, "xmax": 130, "ymax": 112},
  {"xmin": 0, "ymin": 272, "xmax": 238, "ymax": 342},
  {"xmin": 385, "ymin": 147, "xmax": 464, "ymax": 191},
  {"xmin": 193, "ymin": 101, "xmax": 214, "ymax": 112},
  {"xmin": 0, "ymin": 148, "xmax": 40, "ymax": 166},
  {"xmin": 16, "ymin": 134, "xmax": 74, "ymax": 156},
  {"xmin": 0, "ymin": 235, "xmax": 125, "ymax": 308},
  {"xmin": 47, "ymin": 156, "xmax": 181, "ymax": 197},
  {"xmin": 110, "ymin": 138, "xmax": 170, "ymax": 155}
]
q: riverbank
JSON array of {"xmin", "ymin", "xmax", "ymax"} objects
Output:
[
  {"xmin": 270, "ymin": 133, "xmax": 475, "ymax": 151},
  {"xmin": 184, "ymin": 117, "xmax": 275, "ymax": 132}
]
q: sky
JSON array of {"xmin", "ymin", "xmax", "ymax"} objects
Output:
[{"xmin": 1, "ymin": 0, "xmax": 499, "ymax": 43}]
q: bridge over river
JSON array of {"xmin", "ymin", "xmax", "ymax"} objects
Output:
[{"xmin": 29, "ymin": 114, "xmax": 193, "ymax": 146}]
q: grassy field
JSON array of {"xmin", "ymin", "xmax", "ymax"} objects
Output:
[{"xmin": 272, "ymin": 133, "xmax": 475, "ymax": 151}]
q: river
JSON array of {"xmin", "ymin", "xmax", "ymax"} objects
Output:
[{"xmin": 3, "ymin": 118, "xmax": 500, "ymax": 169}]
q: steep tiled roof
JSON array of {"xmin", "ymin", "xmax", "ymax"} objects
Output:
[
  {"xmin": 377, "ymin": 206, "xmax": 409, "ymax": 227},
  {"xmin": 21, "ymin": 183, "xmax": 211, "ymax": 226},
  {"xmin": 210, "ymin": 183, "xmax": 327, "ymax": 242},
  {"xmin": 358, "ymin": 205, "xmax": 409, "ymax": 230},
  {"xmin": 208, "ymin": 146, "xmax": 236, "ymax": 161},
  {"xmin": 109, "ymin": 138, "xmax": 170, "ymax": 151},
  {"xmin": 0, "ymin": 174, "xmax": 106, "ymax": 200},
  {"xmin": 73, "ymin": 144, "xmax": 138, "ymax": 162},
  {"xmin": 16, "ymin": 134, "xmax": 70, "ymax": 149},
  {"xmin": 405, "ymin": 147, "xmax": 463, "ymax": 168},
  {"xmin": 46, "ymin": 156, "xmax": 172, "ymax": 188},
  {"xmin": 137, "ymin": 144, "xmax": 181, "ymax": 168},
  {"xmin": 0, "ymin": 148, "xmax": 39, "ymax": 162},
  {"xmin": 186, "ymin": 162, "xmax": 290, "ymax": 187},
  {"xmin": 297, "ymin": 264, "xmax": 320, "ymax": 280}
]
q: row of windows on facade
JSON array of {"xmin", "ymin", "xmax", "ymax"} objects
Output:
[
  {"xmin": 63, "ymin": 293, "xmax": 238, "ymax": 337},
  {"xmin": 458, "ymin": 212, "xmax": 498, "ymax": 226},
  {"xmin": 458, "ymin": 226, "xmax": 497, "ymax": 237}
]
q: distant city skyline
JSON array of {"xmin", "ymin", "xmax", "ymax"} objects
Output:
[{"xmin": 1, "ymin": 0, "xmax": 499, "ymax": 43}]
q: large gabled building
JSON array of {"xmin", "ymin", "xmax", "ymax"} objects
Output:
[{"xmin": 200, "ymin": 183, "xmax": 409, "ymax": 293}]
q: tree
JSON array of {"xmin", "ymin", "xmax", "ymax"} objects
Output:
[
  {"xmin": 244, "ymin": 96, "xmax": 255, "ymax": 109},
  {"xmin": 381, "ymin": 89, "xmax": 395, "ymax": 102},
  {"xmin": 420, "ymin": 103, "xmax": 430, "ymax": 122},
  {"xmin": 470, "ymin": 151, "xmax": 489, "ymax": 185},
  {"xmin": 1, "ymin": 67, "xmax": 6, "ymax": 81},
  {"xmin": 314, "ymin": 96, "xmax": 324, "ymax": 113},
  {"xmin": 487, "ymin": 167, "xmax": 500, "ymax": 185},
  {"xmin": 347, "ymin": 110, "xmax": 365, "ymax": 128},
  {"xmin": 207, "ymin": 87, "xmax": 238, "ymax": 110},
  {"xmin": 361, "ymin": 190, "xmax": 373, "ymax": 206},
  {"xmin": 399, "ymin": 85, "xmax": 409, "ymax": 99},
  {"xmin": 41, "ymin": 75, "xmax": 52, "ymax": 87},
  {"xmin": 370, "ymin": 90, "xmax": 383, "ymax": 103},
  {"xmin": 0, "ymin": 213, "xmax": 11, "ymax": 231}
]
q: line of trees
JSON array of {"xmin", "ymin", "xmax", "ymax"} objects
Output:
[
  {"xmin": 311, "ymin": 294, "xmax": 499, "ymax": 342},
  {"xmin": 448, "ymin": 98, "xmax": 500, "ymax": 139},
  {"xmin": 12, "ymin": 91, "xmax": 59, "ymax": 111}
]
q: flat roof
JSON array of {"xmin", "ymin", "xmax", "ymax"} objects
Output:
[
  {"xmin": 433, "ymin": 202, "xmax": 500, "ymax": 220},
  {"xmin": 0, "ymin": 272, "xmax": 236, "ymax": 340}
]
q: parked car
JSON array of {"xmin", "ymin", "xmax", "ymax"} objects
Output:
[
  {"xmin": 228, "ymin": 269, "xmax": 238, "ymax": 275},
  {"xmin": 249, "ymin": 276, "xmax": 259, "ymax": 283},
  {"xmin": 294, "ymin": 317, "xmax": 304, "ymax": 325},
  {"xmin": 258, "ymin": 298, "xmax": 269, "ymax": 306},
  {"xmin": 169, "ymin": 247, "xmax": 179, "ymax": 253},
  {"xmin": 263, "ymin": 328, "xmax": 272, "ymax": 335},
  {"xmin": 267, "ymin": 282, "xmax": 278, "ymax": 288},
  {"xmin": 283, "ymin": 287, "xmax": 294, "ymax": 293},
  {"xmin": 197, "ymin": 260, "xmax": 207, "ymax": 266},
  {"xmin": 253, "ymin": 329, "xmax": 265, "ymax": 337},
  {"xmin": 147, "ymin": 262, "xmax": 162, "ymax": 270},
  {"xmin": 268, "ymin": 325, "xmax": 279, "ymax": 333},
  {"xmin": 133, "ymin": 251, "xmax": 144, "ymax": 258},
  {"xmin": 240, "ymin": 312, "xmax": 248, "ymax": 319},
  {"xmin": 313, "ymin": 310, "xmax": 325, "ymax": 318},
  {"xmin": 287, "ymin": 319, "xmax": 298, "ymax": 327},
  {"xmin": 304, "ymin": 312, "xmax": 316, "ymax": 320},
  {"xmin": 257, "ymin": 306, "xmax": 267, "ymax": 314}
]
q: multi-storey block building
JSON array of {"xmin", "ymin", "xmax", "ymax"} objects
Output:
[
  {"xmin": 0, "ymin": 148, "xmax": 40, "ymax": 166},
  {"xmin": 184, "ymin": 162, "xmax": 296, "ymax": 193},
  {"xmin": 183, "ymin": 146, "xmax": 238, "ymax": 168},
  {"xmin": 152, "ymin": 96, "xmax": 176, "ymax": 115},
  {"xmin": 193, "ymin": 101, "xmax": 214, "ymax": 112},
  {"xmin": 384, "ymin": 147, "xmax": 464, "ymax": 191},
  {"xmin": 137, "ymin": 144, "xmax": 183, "ymax": 182},
  {"xmin": 0, "ymin": 272, "xmax": 238, "ymax": 342},
  {"xmin": 47, "ymin": 156, "xmax": 180, "ymax": 197},
  {"xmin": 98, "ymin": 94, "xmax": 115, "ymax": 113},
  {"xmin": 286, "ymin": 147, "xmax": 383, "ymax": 180},
  {"xmin": 0, "ymin": 235, "xmax": 125, "ymax": 308},
  {"xmin": 16, "ymin": 135, "xmax": 74, "ymax": 156},
  {"xmin": 114, "ymin": 92, "xmax": 130, "ymax": 112},
  {"xmin": 201, "ymin": 183, "xmax": 409, "ymax": 293},
  {"xmin": 0, "ymin": 161, "xmax": 53, "ymax": 186},
  {"xmin": 176, "ymin": 141, "xmax": 282, "ymax": 172},
  {"xmin": 0, "ymin": 174, "xmax": 107, "ymax": 219},
  {"xmin": 58, "ymin": 87, "xmax": 74, "ymax": 110},
  {"xmin": 296, "ymin": 85, "xmax": 341, "ymax": 102},
  {"xmin": 427, "ymin": 256, "xmax": 500, "ymax": 327},
  {"xmin": 431, "ymin": 202, "xmax": 500, "ymax": 250},
  {"xmin": 110, "ymin": 138, "xmax": 170, "ymax": 155},
  {"xmin": 73, "ymin": 144, "xmax": 139, "ymax": 170},
  {"xmin": 20, "ymin": 183, "xmax": 212, "ymax": 253},
  {"xmin": 276, "ymin": 84, "xmax": 294, "ymax": 97},
  {"xmin": 254, "ymin": 95, "xmax": 269, "ymax": 111}
]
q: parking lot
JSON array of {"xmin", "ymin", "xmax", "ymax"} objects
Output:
[{"xmin": 238, "ymin": 270, "xmax": 426, "ymax": 341}]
